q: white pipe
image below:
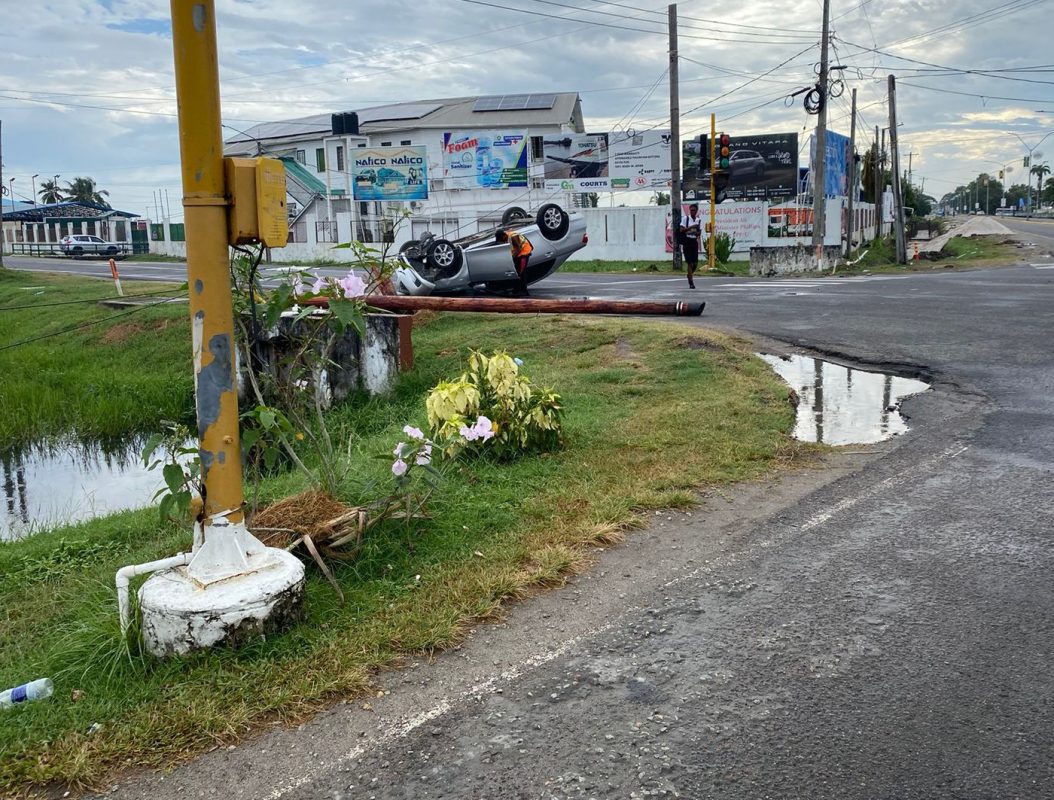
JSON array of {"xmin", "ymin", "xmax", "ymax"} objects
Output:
[{"xmin": 116, "ymin": 553, "xmax": 192, "ymax": 635}]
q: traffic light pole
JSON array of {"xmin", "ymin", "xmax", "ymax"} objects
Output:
[{"xmin": 708, "ymin": 113, "xmax": 716, "ymax": 272}]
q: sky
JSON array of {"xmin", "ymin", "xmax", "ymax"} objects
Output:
[{"xmin": 1, "ymin": 0, "xmax": 1051, "ymax": 218}]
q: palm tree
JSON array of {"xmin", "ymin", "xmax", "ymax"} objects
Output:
[
  {"xmin": 1031, "ymin": 163, "xmax": 1051, "ymax": 210},
  {"xmin": 63, "ymin": 176, "xmax": 110, "ymax": 207},
  {"xmin": 38, "ymin": 179, "xmax": 64, "ymax": 204}
]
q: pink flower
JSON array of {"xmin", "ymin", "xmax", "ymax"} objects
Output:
[
  {"xmin": 338, "ymin": 272, "xmax": 367, "ymax": 299},
  {"xmin": 311, "ymin": 273, "xmax": 327, "ymax": 294},
  {"xmin": 472, "ymin": 416, "xmax": 495, "ymax": 441},
  {"xmin": 460, "ymin": 424, "xmax": 478, "ymax": 442},
  {"xmin": 391, "ymin": 458, "xmax": 408, "ymax": 477},
  {"xmin": 393, "ymin": 442, "xmax": 407, "ymax": 458},
  {"xmin": 415, "ymin": 444, "xmax": 433, "ymax": 466},
  {"xmin": 403, "ymin": 425, "xmax": 424, "ymax": 440},
  {"xmin": 292, "ymin": 274, "xmax": 305, "ymax": 296}
]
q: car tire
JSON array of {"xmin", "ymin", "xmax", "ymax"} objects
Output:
[
  {"xmin": 425, "ymin": 238, "xmax": 463, "ymax": 278},
  {"xmin": 106, "ymin": 246, "xmax": 118, "ymax": 256},
  {"xmin": 501, "ymin": 206, "xmax": 530, "ymax": 225},
  {"xmin": 536, "ymin": 203, "xmax": 570, "ymax": 241},
  {"xmin": 72, "ymin": 246, "xmax": 84, "ymax": 258}
]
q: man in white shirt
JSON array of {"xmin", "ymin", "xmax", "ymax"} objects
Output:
[{"xmin": 679, "ymin": 203, "xmax": 702, "ymax": 288}]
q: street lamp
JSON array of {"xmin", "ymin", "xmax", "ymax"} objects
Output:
[
  {"xmin": 1011, "ymin": 131, "xmax": 1054, "ymax": 215},
  {"xmin": 31, "ymin": 174, "xmax": 38, "ymax": 206}
]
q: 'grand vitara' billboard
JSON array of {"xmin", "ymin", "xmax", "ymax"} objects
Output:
[{"xmin": 683, "ymin": 132, "xmax": 799, "ymax": 201}]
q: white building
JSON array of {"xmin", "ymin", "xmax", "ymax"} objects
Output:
[{"xmin": 222, "ymin": 93, "xmax": 587, "ymax": 259}]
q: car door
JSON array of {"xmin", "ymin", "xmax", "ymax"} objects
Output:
[{"xmin": 465, "ymin": 241, "xmax": 520, "ymax": 283}]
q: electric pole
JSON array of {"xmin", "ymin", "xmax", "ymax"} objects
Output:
[
  {"xmin": 811, "ymin": 0, "xmax": 831, "ymax": 265},
  {"xmin": 846, "ymin": 87, "xmax": 857, "ymax": 256},
  {"xmin": 668, "ymin": 3, "xmax": 682, "ymax": 272},
  {"xmin": 874, "ymin": 125, "xmax": 881, "ymax": 242},
  {"xmin": 888, "ymin": 75, "xmax": 907, "ymax": 264}
]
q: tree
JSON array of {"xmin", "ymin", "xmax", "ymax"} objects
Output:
[
  {"xmin": 1006, "ymin": 183, "xmax": 1031, "ymax": 211},
  {"xmin": 585, "ymin": 192, "xmax": 600, "ymax": 208},
  {"xmin": 1031, "ymin": 163, "xmax": 1050, "ymax": 209},
  {"xmin": 63, "ymin": 176, "xmax": 110, "ymax": 207},
  {"xmin": 1044, "ymin": 176, "xmax": 1054, "ymax": 206},
  {"xmin": 38, "ymin": 179, "xmax": 64, "ymax": 204},
  {"xmin": 650, "ymin": 191, "xmax": 670, "ymax": 206}
]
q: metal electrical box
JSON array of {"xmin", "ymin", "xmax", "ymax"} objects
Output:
[{"xmin": 224, "ymin": 157, "xmax": 288, "ymax": 247}]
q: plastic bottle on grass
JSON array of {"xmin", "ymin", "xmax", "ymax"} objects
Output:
[{"xmin": 0, "ymin": 678, "xmax": 54, "ymax": 708}]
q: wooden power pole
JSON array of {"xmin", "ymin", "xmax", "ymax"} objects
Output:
[
  {"xmin": 668, "ymin": 3, "xmax": 682, "ymax": 272},
  {"xmin": 888, "ymin": 75, "xmax": 907, "ymax": 264},
  {"xmin": 846, "ymin": 87, "xmax": 857, "ymax": 256},
  {"xmin": 811, "ymin": 0, "xmax": 831, "ymax": 266}
]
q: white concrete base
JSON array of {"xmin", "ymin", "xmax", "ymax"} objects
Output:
[{"xmin": 138, "ymin": 548, "xmax": 305, "ymax": 658}]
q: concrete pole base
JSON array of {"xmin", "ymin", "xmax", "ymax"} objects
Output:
[{"xmin": 138, "ymin": 548, "xmax": 305, "ymax": 658}]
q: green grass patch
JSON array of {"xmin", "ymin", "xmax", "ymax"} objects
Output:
[
  {"xmin": 843, "ymin": 235, "xmax": 1019, "ymax": 275},
  {"xmin": 0, "ymin": 311, "xmax": 806, "ymax": 796},
  {"xmin": 0, "ymin": 271, "xmax": 193, "ymax": 449},
  {"xmin": 561, "ymin": 258, "xmax": 750, "ymax": 276}
]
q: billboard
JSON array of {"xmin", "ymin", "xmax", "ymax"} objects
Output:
[
  {"xmin": 352, "ymin": 146, "xmax": 428, "ymax": 201},
  {"xmin": 667, "ymin": 201, "xmax": 767, "ymax": 252},
  {"xmin": 609, "ymin": 130, "xmax": 672, "ymax": 191},
  {"xmin": 810, "ymin": 130, "xmax": 851, "ymax": 197},
  {"xmin": 683, "ymin": 132, "xmax": 799, "ymax": 201},
  {"xmin": 543, "ymin": 133, "xmax": 609, "ymax": 191},
  {"xmin": 442, "ymin": 131, "xmax": 528, "ymax": 190}
]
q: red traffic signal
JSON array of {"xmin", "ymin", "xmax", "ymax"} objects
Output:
[{"xmin": 717, "ymin": 132, "xmax": 731, "ymax": 170}]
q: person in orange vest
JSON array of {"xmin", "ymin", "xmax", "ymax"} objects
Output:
[{"xmin": 497, "ymin": 228, "xmax": 534, "ymax": 296}]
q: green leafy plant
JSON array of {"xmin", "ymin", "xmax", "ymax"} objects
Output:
[
  {"xmin": 426, "ymin": 350, "xmax": 563, "ymax": 459},
  {"xmin": 141, "ymin": 422, "xmax": 200, "ymax": 522},
  {"xmin": 704, "ymin": 232, "xmax": 737, "ymax": 265}
]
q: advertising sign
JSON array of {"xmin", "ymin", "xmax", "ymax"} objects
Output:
[
  {"xmin": 683, "ymin": 132, "xmax": 799, "ymax": 201},
  {"xmin": 609, "ymin": 130, "xmax": 672, "ymax": 190},
  {"xmin": 352, "ymin": 146, "xmax": 428, "ymax": 201},
  {"xmin": 442, "ymin": 131, "xmax": 528, "ymax": 190},
  {"xmin": 543, "ymin": 133, "xmax": 609, "ymax": 191},
  {"xmin": 668, "ymin": 201, "xmax": 767, "ymax": 252},
  {"xmin": 810, "ymin": 130, "xmax": 850, "ymax": 197}
]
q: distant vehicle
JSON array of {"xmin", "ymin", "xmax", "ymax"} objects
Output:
[
  {"xmin": 58, "ymin": 235, "xmax": 125, "ymax": 257},
  {"xmin": 393, "ymin": 204, "xmax": 587, "ymax": 296}
]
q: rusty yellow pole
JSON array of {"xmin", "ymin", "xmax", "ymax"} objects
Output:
[
  {"xmin": 708, "ymin": 113, "xmax": 716, "ymax": 272},
  {"xmin": 171, "ymin": 0, "xmax": 243, "ymax": 524}
]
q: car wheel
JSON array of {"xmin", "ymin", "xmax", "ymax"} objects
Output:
[
  {"xmin": 72, "ymin": 246, "xmax": 84, "ymax": 258},
  {"xmin": 106, "ymin": 246, "xmax": 118, "ymax": 256},
  {"xmin": 425, "ymin": 238, "xmax": 463, "ymax": 278},
  {"xmin": 501, "ymin": 206, "xmax": 530, "ymax": 225},
  {"xmin": 536, "ymin": 203, "xmax": 570, "ymax": 241}
]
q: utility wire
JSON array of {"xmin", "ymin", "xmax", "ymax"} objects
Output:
[{"xmin": 0, "ymin": 286, "xmax": 184, "ymax": 312}]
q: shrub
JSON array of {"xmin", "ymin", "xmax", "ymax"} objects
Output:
[{"xmin": 426, "ymin": 350, "xmax": 563, "ymax": 458}]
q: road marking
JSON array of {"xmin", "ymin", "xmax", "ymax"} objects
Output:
[{"xmin": 1030, "ymin": 264, "xmax": 1054, "ymax": 269}]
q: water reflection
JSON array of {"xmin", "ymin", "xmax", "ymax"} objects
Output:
[
  {"xmin": 1, "ymin": 438, "xmax": 172, "ymax": 541},
  {"xmin": 759, "ymin": 354, "xmax": 930, "ymax": 445}
]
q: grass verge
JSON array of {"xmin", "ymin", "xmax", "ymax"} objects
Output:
[
  {"xmin": 0, "ymin": 307, "xmax": 806, "ymax": 797},
  {"xmin": 0, "ymin": 271, "xmax": 193, "ymax": 450},
  {"xmin": 842, "ymin": 235, "xmax": 1020, "ymax": 275},
  {"xmin": 561, "ymin": 258, "xmax": 750, "ymax": 276}
]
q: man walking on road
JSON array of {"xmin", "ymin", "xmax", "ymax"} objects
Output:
[{"xmin": 679, "ymin": 203, "xmax": 702, "ymax": 288}]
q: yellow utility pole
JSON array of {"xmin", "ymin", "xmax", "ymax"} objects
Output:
[
  {"xmin": 171, "ymin": 0, "xmax": 244, "ymax": 525},
  {"xmin": 708, "ymin": 113, "xmax": 716, "ymax": 272}
]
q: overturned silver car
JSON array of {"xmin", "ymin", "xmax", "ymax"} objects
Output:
[{"xmin": 393, "ymin": 204, "xmax": 587, "ymax": 296}]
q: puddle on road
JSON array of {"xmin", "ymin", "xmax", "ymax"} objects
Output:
[
  {"xmin": 1, "ymin": 439, "xmax": 173, "ymax": 541},
  {"xmin": 759, "ymin": 354, "xmax": 930, "ymax": 445}
]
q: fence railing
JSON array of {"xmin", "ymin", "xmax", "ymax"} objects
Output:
[{"xmin": 9, "ymin": 242, "xmax": 134, "ymax": 257}]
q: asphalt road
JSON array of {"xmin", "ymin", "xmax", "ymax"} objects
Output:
[{"xmin": 30, "ymin": 239, "xmax": 1053, "ymax": 798}]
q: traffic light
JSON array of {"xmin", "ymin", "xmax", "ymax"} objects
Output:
[
  {"xmin": 999, "ymin": 170, "xmax": 1005, "ymax": 180},
  {"xmin": 716, "ymin": 132, "xmax": 731, "ymax": 171},
  {"xmin": 1024, "ymin": 155, "xmax": 1031, "ymax": 168},
  {"xmin": 698, "ymin": 134, "xmax": 709, "ymax": 172}
]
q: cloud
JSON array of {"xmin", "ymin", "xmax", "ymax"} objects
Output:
[{"xmin": 0, "ymin": 0, "xmax": 1047, "ymax": 211}]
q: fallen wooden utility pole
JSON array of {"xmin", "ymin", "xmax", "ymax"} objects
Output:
[{"xmin": 305, "ymin": 295, "xmax": 705, "ymax": 317}]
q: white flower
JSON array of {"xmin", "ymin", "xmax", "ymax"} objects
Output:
[
  {"xmin": 403, "ymin": 425, "xmax": 424, "ymax": 440},
  {"xmin": 391, "ymin": 458, "xmax": 408, "ymax": 477}
]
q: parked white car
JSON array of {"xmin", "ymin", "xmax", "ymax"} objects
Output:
[{"xmin": 59, "ymin": 235, "xmax": 126, "ymax": 257}]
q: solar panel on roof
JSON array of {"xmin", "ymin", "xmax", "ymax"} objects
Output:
[{"xmin": 473, "ymin": 93, "xmax": 559, "ymax": 112}]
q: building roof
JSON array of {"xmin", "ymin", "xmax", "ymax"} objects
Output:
[
  {"xmin": 1, "ymin": 201, "xmax": 139, "ymax": 223},
  {"xmin": 224, "ymin": 92, "xmax": 583, "ymax": 154}
]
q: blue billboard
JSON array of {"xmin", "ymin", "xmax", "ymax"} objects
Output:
[
  {"xmin": 810, "ymin": 131, "xmax": 851, "ymax": 197},
  {"xmin": 352, "ymin": 146, "xmax": 428, "ymax": 201}
]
